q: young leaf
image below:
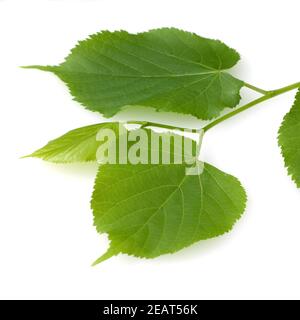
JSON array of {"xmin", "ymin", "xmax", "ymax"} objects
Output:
[
  {"xmin": 27, "ymin": 28, "xmax": 243, "ymax": 120},
  {"xmin": 278, "ymin": 89, "xmax": 300, "ymax": 187},
  {"xmin": 25, "ymin": 123, "xmax": 196, "ymax": 164},
  {"xmin": 91, "ymin": 161, "xmax": 246, "ymax": 264},
  {"xmin": 25, "ymin": 122, "xmax": 122, "ymax": 163}
]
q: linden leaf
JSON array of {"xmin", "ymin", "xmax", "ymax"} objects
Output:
[
  {"xmin": 278, "ymin": 89, "xmax": 300, "ymax": 187},
  {"xmin": 25, "ymin": 122, "xmax": 122, "ymax": 163},
  {"xmin": 26, "ymin": 28, "xmax": 243, "ymax": 120},
  {"xmin": 91, "ymin": 160, "xmax": 246, "ymax": 264},
  {"xmin": 25, "ymin": 123, "xmax": 197, "ymax": 164}
]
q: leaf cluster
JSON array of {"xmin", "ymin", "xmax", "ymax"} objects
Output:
[{"xmin": 24, "ymin": 28, "xmax": 300, "ymax": 264}]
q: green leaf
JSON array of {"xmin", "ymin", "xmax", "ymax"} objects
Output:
[
  {"xmin": 27, "ymin": 28, "xmax": 244, "ymax": 120},
  {"xmin": 278, "ymin": 89, "xmax": 300, "ymax": 187},
  {"xmin": 25, "ymin": 123, "xmax": 197, "ymax": 164},
  {"xmin": 25, "ymin": 122, "xmax": 122, "ymax": 163},
  {"xmin": 91, "ymin": 161, "xmax": 246, "ymax": 264}
]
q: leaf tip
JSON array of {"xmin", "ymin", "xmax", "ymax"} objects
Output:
[
  {"xmin": 20, "ymin": 65, "xmax": 57, "ymax": 72},
  {"xmin": 91, "ymin": 247, "xmax": 117, "ymax": 266},
  {"xmin": 20, "ymin": 151, "xmax": 39, "ymax": 160},
  {"xmin": 19, "ymin": 154, "xmax": 31, "ymax": 159}
]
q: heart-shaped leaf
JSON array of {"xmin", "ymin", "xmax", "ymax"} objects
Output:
[
  {"xmin": 27, "ymin": 28, "xmax": 243, "ymax": 120},
  {"xmin": 92, "ymin": 160, "xmax": 246, "ymax": 264}
]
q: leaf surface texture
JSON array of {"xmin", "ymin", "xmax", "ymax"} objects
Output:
[
  {"xmin": 31, "ymin": 28, "xmax": 243, "ymax": 119},
  {"xmin": 27, "ymin": 122, "xmax": 121, "ymax": 163},
  {"xmin": 278, "ymin": 89, "xmax": 300, "ymax": 187},
  {"xmin": 92, "ymin": 151, "xmax": 246, "ymax": 263}
]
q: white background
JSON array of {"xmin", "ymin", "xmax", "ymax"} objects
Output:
[{"xmin": 0, "ymin": 0, "xmax": 300, "ymax": 300}]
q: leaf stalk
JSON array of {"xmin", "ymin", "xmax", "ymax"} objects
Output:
[
  {"xmin": 127, "ymin": 82, "xmax": 300, "ymax": 137},
  {"xmin": 244, "ymin": 82, "xmax": 269, "ymax": 95},
  {"xmin": 203, "ymin": 81, "xmax": 300, "ymax": 132}
]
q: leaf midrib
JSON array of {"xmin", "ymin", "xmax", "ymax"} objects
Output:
[{"xmin": 57, "ymin": 69, "xmax": 222, "ymax": 78}]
